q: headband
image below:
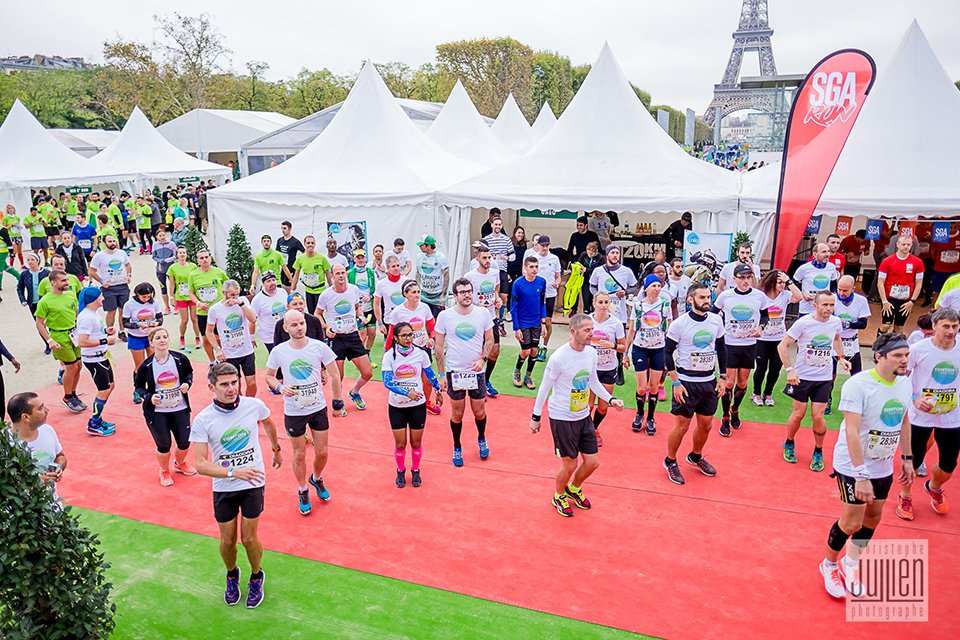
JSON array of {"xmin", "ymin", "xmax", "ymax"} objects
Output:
[{"xmin": 875, "ymin": 338, "xmax": 909, "ymax": 357}]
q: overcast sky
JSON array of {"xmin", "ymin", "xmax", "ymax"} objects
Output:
[{"xmin": 2, "ymin": 1, "xmax": 957, "ymax": 113}]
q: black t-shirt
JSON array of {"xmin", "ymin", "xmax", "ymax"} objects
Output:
[
  {"xmin": 567, "ymin": 230, "xmax": 600, "ymax": 259},
  {"xmin": 276, "ymin": 236, "xmax": 305, "ymax": 269},
  {"xmin": 273, "ymin": 312, "xmax": 324, "ymax": 343},
  {"xmin": 481, "ymin": 221, "xmax": 494, "ymax": 237}
]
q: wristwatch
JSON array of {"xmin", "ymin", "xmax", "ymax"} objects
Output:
[{"xmin": 272, "ymin": 444, "xmax": 281, "ymax": 454}]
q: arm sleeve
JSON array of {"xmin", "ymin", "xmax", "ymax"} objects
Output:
[
  {"xmin": 759, "ymin": 308, "xmax": 770, "ymax": 327},
  {"xmin": 539, "ymin": 283, "xmax": 547, "ymax": 319},
  {"xmin": 848, "ymin": 317, "xmax": 868, "ymax": 330},
  {"xmin": 423, "ymin": 365, "xmax": 441, "ymax": 390},
  {"xmin": 121, "ymin": 306, "xmax": 139, "ymax": 330},
  {"xmin": 665, "ymin": 336, "xmax": 678, "ymax": 372},
  {"xmin": 381, "ymin": 370, "xmax": 409, "ymax": 396},
  {"xmin": 716, "ymin": 335, "xmax": 727, "ymax": 373},
  {"xmin": 532, "ymin": 360, "xmax": 559, "ymax": 416},
  {"xmin": 182, "ymin": 355, "xmax": 194, "ymax": 387},
  {"xmin": 426, "ymin": 317, "xmax": 436, "ymax": 336}
]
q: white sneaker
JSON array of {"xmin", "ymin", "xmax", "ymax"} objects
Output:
[
  {"xmin": 841, "ymin": 557, "xmax": 863, "ymax": 597},
  {"xmin": 820, "ymin": 560, "xmax": 846, "ymax": 599},
  {"xmin": 751, "ymin": 394, "xmax": 763, "ymax": 406}
]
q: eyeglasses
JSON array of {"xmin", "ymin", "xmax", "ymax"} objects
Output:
[
  {"xmin": 396, "ymin": 332, "xmax": 414, "ymax": 338},
  {"xmin": 455, "ymin": 290, "xmax": 473, "ymax": 296}
]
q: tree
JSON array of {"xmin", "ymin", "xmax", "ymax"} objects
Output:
[
  {"xmin": 285, "ymin": 68, "xmax": 353, "ymax": 119},
  {"xmin": 406, "ymin": 63, "xmax": 456, "ymax": 103},
  {"xmin": 0, "ymin": 428, "xmax": 115, "ymax": 638},
  {"xmin": 225, "ymin": 224, "xmax": 254, "ymax": 295},
  {"xmin": 183, "ymin": 224, "xmax": 213, "ymax": 265},
  {"xmin": 153, "ymin": 12, "xmax": 232, "ymax": 110},
  {"xmin": 531, "ymin": 51, "xmax": 575, "ymax": 115},
  {"xmin": 436, "ymin": 38, "xmax": 534, "ymax": 119}
]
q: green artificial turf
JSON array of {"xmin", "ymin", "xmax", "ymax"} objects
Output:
[{"xmin": 76, "ymin": 508, "xmax": 649, "ymax": 639}]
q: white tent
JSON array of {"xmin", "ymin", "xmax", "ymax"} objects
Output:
[
  {"xmin": 207, "ymin": 61, "xmax": 483, "ymax": 265},
  {"xmin": 88, "ymin": 107, "xmax": 231, "ymax": 190},
  {"xmin": 741, "ymin": 21, "xmax": 960, "ymax": 219},
  {"xmin": 490, "ymin": 93, "xmax": 535, "ymax": 155},
  {"xmin": 157, "ymin": 109, "xmax": 295, "ymax": 158},
  {"xmin": 427, "ymin": 80, "xmax": 517, "ymax": 168},
  {"xmin": 531, "ymin": 102, "xmax": 558, "ymax": 139},
  {"xmin": 50, "ymin": 129, "xmax": 119, "ymax": 158}
]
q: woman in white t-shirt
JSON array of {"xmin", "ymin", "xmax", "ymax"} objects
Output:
[
  {"xmin": 588, "ymin": 291, "xmax": 626, "ymax": 447},
  {"xmin": 753, "ymin": 270, "xmax": 802, "ymax": 407},
  {"xmin": 387, "ymin": 280, "xmax": 438, "ymax": 413},
  {"xmin": 122, "ymin": 282, "xmax": 164, "ymax": 403}
]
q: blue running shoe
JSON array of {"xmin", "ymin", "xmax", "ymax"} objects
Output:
[
  {"xmin": 133, "ymin": 391, "xmax": 143, "ymax": 405},
  {"xmin": 810, "ymin": 450, "xmax": 825, "ymax": 472},
  {"xmin": 486, "ymin": 382, "xmax": 499, "ymax": 398},
  {"xmin": 452, "ymin": 447, "xmax": 464, "ymax": 467},
  {"xmin": 297, "ymin": 489, "xmax": 311, "ymax": 515},
  {"xmin": 99, "ymin": 420, "xmax": 116, "ymax": 430},
  {"xmin": 246, "ymin": 571, "xmax": 265, "ymax": 609},
  {"xmin": 86, "ymin": 423, "xmax": 115, "ymax": 437},
  {"xmin": 308, "ymin": 474, "xmax": 330, "ymax": 501},
  {"xmin": 478, "ymin": 438, "xmax": 490, "ymax": 459},
  {"xmin": 536, "ymin": 346, "xmax": 547, "ymax": 362},
  {"xmin": 57, "ymin": 369, "xmax": 63, "ymax": 385},
  {"xmin": 225, "ymin": 568, "xmax": 241, "ymax": 606},
  {"xmin": 348, "ymin": 390, "xmax": 366, "ymax": 410},
  {"xmin": 783, "ymin": 441, "xmax": 797, "ymax": 464},
  {"xmin": 44, "ymin": 346, "xmax": 52, "ymax": 356}
]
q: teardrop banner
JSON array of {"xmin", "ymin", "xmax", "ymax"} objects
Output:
[{"xmin": 769, "ymin": 50, "xmax": 876, "ymax": 271}]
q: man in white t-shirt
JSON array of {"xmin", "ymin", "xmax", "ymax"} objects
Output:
[
  {"xmin": 778, "ymin": 291, "xmax": 851, "ymax": 472},
  {"xmin": 463, "ymin": 246, "xmax": 502, "ymax": 397},
  {"xmin": 316, "ymin": 263, "xmax": 373, "ymax": 411},
  {"xmin": 716, "ymin": 243, "xmax": 760, "ymax": 292},
  {"xmin": 434, "ymin": 277, "xmax": 495, "ymax": 468},
  {"xmin": 588, "ymin": 245, "xmax": 638, "ymax": 325},
  {"xmin": 530, "ymin": 235, "xmax": 562, "ymax": 361},
  {"xmin": 266, "ymin": 310, "xmax": 343, "ymax": 516},
  {"xmin": 249, "ymin": 271, "xmax": 287, "ymax": 354},
  {"xmin": 87, "ymin": 234, "xmax": 132, "ymax": 339},
  {"xmin": 531, "ymin": 314, "xmax": 624, "ymax": 517},
  {"xmin": 667, "ymin": 258, "xmax": 692, "ymax": 318},
  {"xmin": 388, "ymin": 237, "xmax": 411, "ymax": 275},
  {"xmin": 793, "ymin": 243, "xmax": 840, "ymax": 316},
  {"xmin": 325, "ymin": 236, "xmax": 349, "ymax": 270},
  {"xmin": 9, "ymin": 392, "xmax": 67, "ymax": 508},
  {"xmin": 206, "ymin": 280, "xmax": 258, "ymax": 397},
  {"xmin": 373, "ymin": 255, "xmax": 405, "ymax": 334}
]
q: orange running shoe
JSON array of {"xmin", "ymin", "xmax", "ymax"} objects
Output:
[
  {"xmin": 924, "ymin": 480, "xmax": 949, "ymax": 515},
  {"xmin": 159, "ymin": 469, "xmax": 174, "ymax": 487},
  {"xmin": 895, "ymin": 494, "xmax": 914, "ymax": 521}
]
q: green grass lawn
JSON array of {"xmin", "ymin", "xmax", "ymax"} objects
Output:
[{"xmin": 77, "ymin": 508, "xmax": 649, "ymax": 639}]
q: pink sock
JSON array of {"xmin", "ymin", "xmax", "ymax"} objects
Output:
[
  {"xmin": 411, "ymin": 447, "xmax": 423, "ymax": 472},
  {"xmin": 394, "ymin": 448, "xmax": 406, "ymax": 471}
]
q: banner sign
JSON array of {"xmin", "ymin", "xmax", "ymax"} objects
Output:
[
  {"xmin": 519, "ymin": 208, "xmax": 578, "ymax": 220},
  {"xmin": 769, "ymin": 50, "xmax": 877, "ymax": 271},
  {"xmin": 326, "ymin": 221, "xmax": 367, "ymax": 267},
  {"xmin": 865, "ymin": 219, "xmax": 883, "ymax": 240},
  {"xmin": 805, "ymin": 215, "xmax": 822, "ymax": 235},
  {"xmin": 178, "ymin": 176, "xmax": 200, "ymax": 184},
  {"xmin": 682, "ymin": 230, "xmax": 733, "ymax": 267},
  {"xmin": 933, "ymin": 221, "xmax": 952, "ymax": 243},
  {"xmin": 835, "ymin": 216, "xmax": 853, "ymax": 236},
  {"xmin": 898, "ymin": 220, "xmax": 917, "ymax": 238},
  {"xmin": 66, "ymin": 186, "xmax": 92, "ymax": 195}
]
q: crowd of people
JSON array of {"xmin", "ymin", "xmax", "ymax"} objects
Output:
[{"xmin": 5, "ymin": 204, "xmax": 960, "ymax": 609}]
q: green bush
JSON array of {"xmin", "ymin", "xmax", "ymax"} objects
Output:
[
  {"xmin": 225, "ymin": 224, "xmax": 254, "ymax": 295},
  {"xmin": 183, "ymin": 224, "xmax": 213, "ymax": 266},
  {"xmin": 731, "ymin": 230, "xmax": 752, "ymax": 261},
  {"xmin": 0, "ymin": 427, "xmax": 115, "ymax": 638}
]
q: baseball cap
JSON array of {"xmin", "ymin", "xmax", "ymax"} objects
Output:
[
  {"xmin": 354, "ymin": 248, "xmax": 366, "ymax": 257},
  {"xmin": 681, "ymin": 212, "xmax": 692, "ymax": 221},
  {"xmin": 261, "ymin": 270, "xmax": 277, "ymax": 283},
  {"xmin": 733, "ymin": 263, "xmax": 754, "ymax": 277},
  {"xmin": 537, "ymin": 235, "xmax": 551, "ymax": 246},
  {"xmin": 416, "ymin": 234, "xmax": 437, "ymax": 247},
  {"xmin": 261, "ymin": 234, "xmax": 271, "ymax": 241},
  {"xmin": 472, "ymin": 240, "xmax": 489, "ymax": 251}
]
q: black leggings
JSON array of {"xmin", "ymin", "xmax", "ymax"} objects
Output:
[
  {"xmin": 753, "ymin": 340, "xmax": 782, "ymax": 397},
  {"xmin": 0, "ymin": 369, "xmax": 5, "ymax": 422},
  {"xmin": 148, "ymin": 409, "xmax": 191, "ymax": 454},
  {"xmin": 306, "ymin": 291, "xmax": 320, "ymax": 315},
  {"xmin": 911, "ymin": 425, "xmax": 960, "ymax": 474},
  {"xmin": 139, "ymin": 228, "xmax": 153, "ymax": 247}
]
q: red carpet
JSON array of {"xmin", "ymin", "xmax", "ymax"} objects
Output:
[{"xmin": 46, "ymin": 358, "xmax": 957, "ymax": 638}]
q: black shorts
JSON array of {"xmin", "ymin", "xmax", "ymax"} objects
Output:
[
  {"xmin": 518, "ymin": 326, "xmax": 542, "ymax": 350},
  {"xmin": 881, "ymin": 298, "xmax": 911, "ymax": 326},
  {"xmin": 726, "ymin": 344, "xmax": 756, "ymax": 370},
  {"xmin": 492, "ymin": 319, "xmax": 501, "ymax": 345},
  {"xmin": 388, "ymin": 403, "xmax": 427, "ymax": 430},
  {"xmin": 126, "ymin": 221, "xmax": 138, "ymax": 235},
  {"xmin": 833, "ymin": 471, "xmax": 894, "ymax": 505},
  {"xmin": 227, "ymin": 353, "xmax": 256, "ymax": 377},
  {"xmin": 545, "ymin": 296, "xmax": 556, "ymax": 317},
  {"xmin": 426, "ymin": 302, "xmax": 444, "ymax": 319},
  {"xmin": 498, "ymin": 270, "xmax": 510, "ymax": 296},
  {"xmin": 44, "ymin": 225, "xmax": 60, "ymax": 237},
  {"xmin": 101, "ymin": 285, "xmax": 129, "ymax": 312},
  {"xmin": 331, "ymin": 332, "xmax": 368, "ymax": 361},
  {"xmin": 198, "ymin": 314, "xmax": 208, "ymax": 335},
  {"xmin": 911, "ymin": 425, "xmax": 960, "ymax": 474},
  {"xmin": 213, "ymin": 486, "xmax": 265, "ymax": 523},
  {"xmin": 671, "ymin": 379, "xmax": 719, "ymax": 419},
  {"xmin": 597, "ymin": 368, "xmax": 618, "ymax": 385},
  {"xmin": 83, "ymin": 360, "xmax": 114, "ymax": 391},
  {"xmin": 550, "ymin": 417, "xmax": 598, "ymax": 459},
  {"xmin": 446, "ymin": 371, "xmax": 486, "ymax": 401},
  {"xmin": 784, "ymin": 379, "xmax": 833, "ymax": 404},
  {"xmin": 631, "ymin": 345, "xmax": 665, "ymax": 372},
  {"xmin": 284, "ymin": 407, "xmax": 329, "ymax": 437}
]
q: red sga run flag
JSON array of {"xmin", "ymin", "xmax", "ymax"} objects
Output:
[{"xmin": 770, "ymin": 50, "xmax": 876, "ymax": 271}]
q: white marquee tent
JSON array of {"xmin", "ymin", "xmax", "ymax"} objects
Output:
[
  {"xmin": 50, "ymin": 129, "xmax": 119, "ymax": 158},
  {"xmin": 427, "ymin": 80, "xmax": 517, "ymax": 168},
  {"xmin": 207, "ymin": 61, "xmax": 483, "ymax": 265},
  {"xmin": 531, "ymin": 102, "xmax": 558, "ymax": 139},
  {"xmin": 157, "ymin": 109, "xmax": 295, "ymax": 159},
  {"xmin": 489, "ymin": 93, "xmax": 535, "ymax": 155}
]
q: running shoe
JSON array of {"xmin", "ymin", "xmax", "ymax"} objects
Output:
[
  {"xmin": 719, "ymin": 419, "xmax": 732, "ymax": 438},
  {"xmin": 686, "ymin": 454, "xmax": 717, "ymax": 477},
  {"xmin": 498, "ymin": 323, "xmax": 506, "ymax": 337},
  {"xmin": 523, "ymin": 375, "xmax": 536, "ymax": 390},
  {"xmin": 57, "ymin": 369, "xmax": 63, "ymax": 385},
  {"xmin": 632, "ymin": 414, "xmax": 643, "ymax": 433},
  {"xmin": 173, "ymin": 460, "xmax": 197, "ymax": 476},
  {"xmin": 657, "ymin": 385, "xmax": 665, "ymax": 402},
  {"xmin": 269, "ymin": 385, "xmax": 281, "ymax": 395},
  {"xmin": 752, "ymin": 394, "xmax": 763, "ymax": 406},
  {"xmin": 596, "ymin": 430, "xmax": 603, "ymax": 447},
  {"xmin": 74, "ymin": 396, "xmax": 88, "ymax": 411},
  {"xmin": 452, "ymin": 447, "xmax": 464, "ymax": 467},
  {"xmin": 782, "ymin": 441, "xmax": 797, "ymax": 464},
  {"xmin": 371, "ymin": 361, "xmax": 378, "ymax": 369},
  {"xmin": 512, "ymin": 370, "xmax": 522, "ymax": 388},
  {"xmin": 86, "ymin": 423, "xmax": 115, "ymax": 437},
  {"xmin": 764, "ymin": 395, "xmax": 775, "ymax": 407},
  {"xmin": 62, "ymin": 396, "xmax": 85, "ymax": 413},
  {"xmin": 180, "ymin": 339, "xmax": 186, "ymax": 350},
  {"xmin": 820, "ymin": 561, "xmax": 846, "ymax": 599},
  {"xmin": 645, "ymin": 418, "xmax": 656, "ymax": 436},
  {"xmin": 395, "ymin": 470, "xmax": 406, "ymax": 489},
  {"xmin": 810, "ymin": 450, "xmax": 825, "ymax": 472},
  {"xmin": 841, "ymin": 558, "xmax": 863, "ymax": 597},
  {"xmin": 348, "ymin": 390, "xmax": 366, "ymax": 410},
  {"xmin": 537, "ymin": 346, "xmax": 547, "ymax": 362},
  {"xmin": 478, "ymin": 438, "xmax": 490, "ymax": 459},
  {"xmin": 730, "ymin": 412, "xmax": 741, "ymax": 430},
  {"xmin": 917, "ymin": 461, "xmax": 928, "ymax": 477},
  {"xmin": 664, "ymin": 459, "xmax": 685, "ymax": 485},
  {"xmin": 159, "ymin": 470, "xmax": 174, "ymax": 487},
  {"xmin": 824, "ymin": 399, "xmax": 832, "ymax": 415},
  {"xmin": 411, "ymin": 470, "xmax": 422, "ymax": 487},
  {"xmin": 895, "ymin": 495, "xmax": 914, "ymax": 521},
  {"xmin": 552, "ymin": 494, "xmax": 574, "ymax": 517},
  {"xmin": 427, "ymin": 403, "xmax": 442, "ymax": 415},
  {"xmin": 225, "ymin": 569, "xmax": 241, "ymax": 606},
  {"xmin": 133, "ymin": 391, "xmax": 143, "ymax": 405},
  {"xmin": 118, "ymin": 332, "xmax": 127, "ymax": 343},
  {"xmin": 246, "ymin": 571, "xmax": 265, "ymax": 609},
  {"xmin": 486, "ymin": 382, "xmax": 499, "ymax": 397},
  {"xmin": 44, "ymin": 346, "xmax": 51, "ymax": 356},
  {"xmin": 194, "ymin": 338, "xmax": 202, "ymax": 349},
  {"xmin": 309, "ymin": 475, "xmax": 330, "ymax": 501},
  {"xmin": 164, "ymin": 307, "xmax": 171, "ymax": 315},
  {"xmin": 565, "ymin": 484, "xmax": 591, "ymax": 510},
  {"xmin": 298, "ymin": 490, "xmax": 311, "ymax": 515},
  {"xmin": 924, "ymin": 480, "xmax": 949, "ymax": 514},
  {"xmin": 99, "ymin": 420, "xmax": 116, "ymax": 430}
]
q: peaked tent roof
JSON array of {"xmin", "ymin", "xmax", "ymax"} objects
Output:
[
  {"xmin": 441, "ymin": 44, "xmax": 739, "ymax": 213},
  {"xmin": 740, "ymin": 21, "xmax": 960, "ymax": 216},
  {"xmin": 88, "ymin": 107, "xmax": 231, "ymax": 180},
  {"xmin": 427, "ymin": 80, "xmax": 516, "ymax": 167},
  {"xmin": 531, "ymin": 102, "xmax": 558, "ymax": 139},
  {"xmin": 0, "ymin": 100, "xmax": 130, "ymax": 186},
  {"xmin": 210, "ymin": 61, "xmax": 483, "ymax": 207},
  {"xmin": 158, "ymin": 109, "xmax": 296, "ymax": 154},
  {"xmin": 50, "ymin": 129, "xmax": 119, "ymax": 158},
  {"xmin": 490, "ymin": 94, "xmax": 536, "ymax": 155}
]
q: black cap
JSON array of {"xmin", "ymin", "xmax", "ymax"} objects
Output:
[
  {"xmin": 733, "ymin": 263, "xmax": 753, "ymax": 277},
  {"xmin": 537, "ymin": 235, "xmax": 551, "ymax": 246}
]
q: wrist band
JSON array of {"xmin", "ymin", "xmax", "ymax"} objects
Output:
[
  {"xmin": 99, "ymin": 338, "xmax": 108, "ymax": 345},
  {"xmin": 531, "ymin": 414, "xmax": 541, "ymax": 422},
  {"xmin": 902, "ymin": 454, "xmax": 913, "ymax": 461},
  {"xmin": 853, "ymin": 464, "xmax": 870, "ymax": 481}
]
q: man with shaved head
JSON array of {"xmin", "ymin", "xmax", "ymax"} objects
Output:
[
  {"xmin": 877, "ymin": 234, "xmax": 925, "ymax": 336},
  {"xmin": 792, "ymin": 242, "xmax": 840, "ymax": 317},
  {"xmin": 826, "ymin": 274, "xmax": 872, "ymax": 414}
]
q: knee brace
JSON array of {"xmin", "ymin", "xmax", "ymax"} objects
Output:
[{"xmin": 827, "ymin": 521, "xmax": 850, "ymax": 553}]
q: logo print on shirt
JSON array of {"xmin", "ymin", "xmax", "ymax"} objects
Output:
[
  {"xmin": 642, "ymin": 310, "xmax": 662, "ymax": 327},
  {"xmin": 395, "ymin": 363, "xmax": 418, "ymax": 379},
  {"xmin": 812, "ymin": 274, "xmax": 830, "ymax": 289},
  {"xmin": 157, "ymin": 371, "xmax": 178, "ymax": 389},
  {"xmin": 224, "ymin": 313, "xmax": 244, "ymax": 330},
  {"xmin": 572, "ymin": 369, "xmax": 590, "ymax": 391},
  {"xmin": 604, "ymin": 277, "xmax": 619, "ymax": 293},
  {"xmin": 767, "ymin": 305, "xmax": 783, "ymax": 319},
  {"xmin": 334, "ymin": 299, "xmax": 352, "ymax": 315},
  {"xmin": 932, "ymin": 361, "xmax": 959, "ymax": 385},
  {"xmin": 420, "ymin": 261, "xmax": 434, "ymax": 274},
  {"xmin": 409, "ymin": 317, "xmax": 425, "ymax": 331},
  {"xmin": 288, "ymin": 359, "xmax": 314, "ymax": 381},
  {"xmin": 220, "ymin": 427, "xmax": 250, "ymax": 453},
  {"xmin": 479, "ymin": 280, "xmax": 496, "ymax": 293},
  {"xmin": 730, "ymin": 305, "xmax": 753, "ymax": 321},
  {"xmin": 592, "ymin": 330, "xmax": 610, "ymax": 345},
  {"xmin": 108, "ymin": 258, "xmax": 123, "ymax": 270},
  {"xmin": 390, "ymin": 290, "xmax": 404, "ymax": 305},
  {"xmin": 136, "ymin": 308, "xmax": 154, "ymax": 321},
  {"xmin": 692, "ymin": 329, "xmax": 713, "ymax": 349},
  {"xmin": 810, "ymin": 334, "xmax": 832, "ymax": 348},
  {"xmin": 880, "ymin": 399, "xmax": 906, "ymax": 427},
  {"xmin": 271, "ymin": 301, "xmax": 286, "ymax": 315},
  {"xmin": 454, "ymin": 322, "xmax": 476, "ymax": 340}
]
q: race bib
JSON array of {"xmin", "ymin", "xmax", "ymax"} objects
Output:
[
  {"xmin": 610, "ymin": 296, "xmax": 625, "ymax": 316},
  {"xmin": 78, "ymin": 238, "xmax": 92, "ymax": 250},
  {"xmin": 177, "ymin": 282, "xmax": 190, "ymax": 297},
  {"xmin": 596, "ymin": 347, "xmax": 615, "ymax": 368},
  {"xmin": 301, "ymin": 272, "xmax": 320, "ymax": 288},
  {"xmin": 477, "ymin": 290, "xmax": 496, "ymax": 308},
  {"xmin": 865, "ymin": 429, "xmax": 900, "ymax": 461},
  {"xmin": 804, "ymin": 346, "xmax": 833, "ymax": 368},
  {"xmin": 451, "ymin": 371, "xmax": 479, "ymax": 390},
  {"xmin": 638, "ymin": 328, "xmax": 663, "ymax": 349},
  {"xmin": 690, "ymin": 351, "xmax": 716, "ymax": 371},
  {"xmin": 922, "ymin": 388, "xmax": 958, "ymax": 415},
  {"xmin": 888, "ymin": 284, "xmax": 910, "ymax": 300},
  {"xmin": 223, "ymin": 328, "xmax": 245, "ymax": 348},
  {"xmin": 332, "ymin": 314, "xmax": 357, "ymax": 334},
  {"xmin": 108, "ymin": 269, "xmax": 126, "ymax": 286},
  {"xmin": 731, "ymin": 320, "xmax": 756, "ymax": 339},
  {"xmin": 156, "ymin": 388, "xmax": 183, "ymax": 409},
  {"xmin": 392, "ymin": 378, "xmax": 419, "ymax": 406},
  {"xmin": 292, "ymin": 383, "xmax": 321, "ymax": 409},
  {"xmin": 764, "ymin": 318, "xmax": 785, "ymax": 336},
  {"xmin": 841, "ymin": 337, "xmax": 859, "ymax": 358},
  {"xmin": 68, "ymin": 328, "xmax": 78, "ymax": 347},
  {"xmin": 570, "ymin": 388, "xmax": 588, "ymax": 413},
  {"xmin": 32, "ymin": 224, "xmax": 44, "ymax": 234},
  {"xmin": 198, "ymin": 286, "xmax": 217, "ymax": 302},
  {"xmin": 942, "ymin": 250, "xmax": 959, "ymax": 264},
  {"xmin": 11, "ymin": 224, "xmax": 21, "ymax": 234}
]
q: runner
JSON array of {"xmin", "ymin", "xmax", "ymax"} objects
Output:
[
  {"xmin": 434, "ymin": 277, "xmax": 495, "ymax": 467},
  {"xmin": 877, "ymin": 234, "xmax": 924, "ymax": 336},
  {"xmin": 588, "ymin": 245, "xmax": 638, "ymax": 383},
  {"xmin": 387, "ymin": 237, "xmax": 410, "ymax": 275},
  {"xmin": 54, "ymin": 229, "xmax": 87, "ymax": 284},
  {"xmin": 716, "ymin": 242, "xmax": 760, "ymax": 291},
  {"xmin": 133, "ymin": 327, "xmax": 196, "ymax": 486},
  {"xmin": 828, "ymin": 275, "xmax": 872, "ymax": 413},
  {"xmin": 265, "ymin": 310, "xmax": 343, "ymax": 515},
  {"xmin": 34, "ymin": 270, "xmax": 85, "ymax": 414},
  {"xmin": 895, "ymin": 307, "xmax": 960, "ymax": 521},
  {"xmin": 793, "ymin": 243, "xmax": 840, "ymax": 316},
  {"xmin": 316, "ymin": 264, "xmax": 374, "ymax": 412},
  {"xmin": 188, "ymin": 249, "xmax": 228, "ymax": 362},
  {"xmin": 667, "ymin": 258, "xmax": 692, "ymax": 318},
  {"xmin": 276, "ymin": 221, "xmax": 305, "ymax": 293},
  {"xmin": 189, "ymin": 362, "xmax": 282, "ymax": 609},
  {"xmin": 510, "ymin": 255, "xmax": 548, "ymax": 391},
  {"xmin": 250, "ymin": 271, "xmax": 287, "ymax": 354},
  {"xmin": 820, "ymin": 332, "xmax": 913, "ymax": 598},
  {"xmin": 531, "ymin": 313, "xmax": 624, "ymax": 517},
  {"xmin": 373, "ymin": 255, "xmax": 405, "ymax": 338},
  {"xmin": 382, "ymin": 321, "xmax": 442, "ymax": 488},
  {"xmin": 205, "ymin": 280, "xmax": 259, "ymax": 397},
  {"xmin": 37, "ymin": 254, "xmax": 81, "ymax": 298},
  {"xmin": 778, "ymin": 291, "xmax": 850, "ymax": 471},
  {"xmin": 24, "ymin": 206, "xmax": 49, "ymax": 264},
  {"xmin": 712, "ymin": 263, "xmax": 770, "ymax": 437},
  {"xmin": 326, "ymin": 236, "xmax": 350, "ymax": 270},
  {"xmin": 348, "ymin": 249, "xmax": 378, "ymax": 352},
  {"xmin": 151, "ymin": 226, "xmax": 177, "ymax": 314},
  {"xmin": 386, "ymin": 280, "xmax": 439, "ymax": 413},
  {"xmin": 415, "ymin": 234, "xmax": 449, "ymax": 319},
  {"xmin": 75, "ymin": 287, "xmax": 118, "ymax": 436},
  {"xmin": 463, "ymin": 245, "xmax": 503, "ymax": 397},
  {"xmin": 530, "ymin": 235, "xmax": 562, "ymax": 361},
  {"xmin": 273, "ymin": 292, "xmax": 324, "ymax": 343},
  {"xmin": 588, "ymin": 291, "xmax": 626, "ymax": 447},
  {"xmin": 291, "ymin": 236, "xmax": 333, "ymax": 314},
  {"xmin": 167, "ymin": 246, "xmax": 200, "ymax": 352},
  {"xmin": 87, "ymin": 233, "xmax": 131, "ymax": 341},
  {"xmin": 824, "ymin": 233, "xmax": 847, "ymax": 273},
  {"xmin": 121, "ymin": 282, "xmax": 164, "ymax": 403},
  {"xmin": 752, "ymin": 270, "xmax": 802, "ymax": 407},
  {"xmin": 662, "ymin": 283, "xmax": 727, "ymax": 485},
  {"xmin": 483, "ymin": 218, "xmax": 515, "ymax": 331},
  {"xmin": 624, "ymin": 274, "xmax": 673, "ymax": 436},
  {"xmin": 250, "ymin": 234, "xmax": 291, "ymax": 295},
  {"xmin": 8, "ymin": 392, "xmax": 67, "ymax": 507}
]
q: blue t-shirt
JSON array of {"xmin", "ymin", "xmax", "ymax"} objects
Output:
[
  {"xmin": 510, "ymin": 275, "xmax": 547, "ymax": 330},
  {"xmin": 30, "ymin": 271, "xmax": 41, "ymax": 303},
  {"xmin": 71, "ymin": 223, "xmax": 97, "ymax": 254}
]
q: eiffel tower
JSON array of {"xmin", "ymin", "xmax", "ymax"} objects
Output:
[{"xmin": 703, "ymin": 0, "xmax": 779, "ymax": 130}]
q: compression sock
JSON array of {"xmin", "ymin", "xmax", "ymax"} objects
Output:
[
  {"xmin": 227, "ymin": 567, "xmax": 240, "ymax": 579},
  {"xmin": 721, "ymin": 388, "xmax": 732, "ymax": 418},
  {"xmin": 647, "ymin": 395, "xmax": 658, "ymax": 420},
  {"xmin": 499, "ymin": 305, "xmax": 506, "ymax": 322},
  {"xmin": 394, "ymin": 447, "xmax": 406, "ymax": 472},
  {"xmin": 476, "ymin": 416, "xmax": 487, "ymax": 440},
  {"xmin": 450, "ymin": 421, "xmax": 463, "ymax": 449},
  {"xmin": 635, "ymin": 392, "xmax": 644, "ymax": 416},
  {"xmin": 515, "ymin": 356, "xmax": 525, "ymax": 373},
  {"xmin": 411, "ymin": 447, "xmax": 423, "ymax": 472},
  {"xmin": 733, "ymin": 385, "xmax": 747, "ymax": 412},
  {"xmin": 90, "ymin": 398, "xmax": 107, "ymax": 426},
  {"xmin": 526, "ymin": 356, "xmax": 537, "ymax": 375},
  {"xmin": 593, "ymin": 409, "xmax": 607, "ymax": 429},
  {"xmin": 485, "ymin": 358, "xmax": 496, "ymax": 379}
]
